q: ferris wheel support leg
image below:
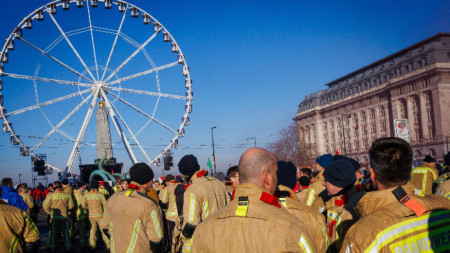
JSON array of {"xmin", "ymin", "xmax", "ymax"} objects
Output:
[
  {"xmin": 102, "ymin": 91, "xmax": 151, "ymax": 164},
  {"xmin": 62, "ymin": 88, "xmax": 100, "ymax": 179},
  {"xmin": 99, "ymin": 89, "xmax": 137, "ymax": 165}
]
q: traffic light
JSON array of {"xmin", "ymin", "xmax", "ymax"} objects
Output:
[
  {"xmin": 164, "ymin": 154, "xmax": 173, "ymax": 171},
  {"xmin": 33, "ymin": 159, "xmax": 46, "ymax": 175}
]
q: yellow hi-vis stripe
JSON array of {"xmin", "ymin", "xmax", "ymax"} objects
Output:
[
  {"xmin": 25, "ymin": 214, "xmax": 40, "ymax": 238},
  {"xmin": 298, "ymin": 234, "xmax": 312, "ymax": 253},
  {"xmin": 126, "ymin": 219, "xmax": 141, "ymax": 253},
  {"xmin": 109, "ymin": 214, "xmax": 115, "ymax": 253},
  {"xmin": 125, "ymin": 190, "xmax": 133, "ymax": 197},
  {"xmin": 444, "ymin": 192, "xmax": 450, "ymax": 199},
  {"xmin": 203, "ymin": 200, "xmax": 209, "ymax": 218},
  {"xmin": 188, "ymin": 193, "xmax": 196, "ymax": 222},
  {"xmin": 279, "ymin": 197, "xmax": 287, "ymax": 208},
  {"xmin": 235, "ymin": 199, "xmax": 249, "ymax": 217},
  {"xmin": 9, "ymin": 235, "xmax": 18, "ymax": 253},
  {"xmin": 306, "ymin": 189, "xmax": 315, "ymax": 206},
  {"xmin": 151, "ymin": 210, "xmax": 162, "ymax": 239},
  {"xmin": 365, "ymin": 210, "xmax": 450, "ymax": 253}
]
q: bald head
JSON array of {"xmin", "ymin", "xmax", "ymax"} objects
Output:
[{"xmin": 238, "ymin": 148, "xmax": 277, "ymax": 192}]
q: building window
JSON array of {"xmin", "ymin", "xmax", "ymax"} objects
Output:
[{"xmin": 370, "ymin": 109, "xmax": 375, "ymax": 119}]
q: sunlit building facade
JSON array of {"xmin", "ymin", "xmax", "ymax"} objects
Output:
[{"xmin": 294, "ymin": 33, "xmax": 450, "ymax": 167}]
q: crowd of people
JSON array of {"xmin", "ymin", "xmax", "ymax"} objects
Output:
[{"xmin": 1, "ymin": 137, "xmax": 450, "ymax": 252}]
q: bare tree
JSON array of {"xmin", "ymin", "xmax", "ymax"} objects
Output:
[{"xmin": 268, "ymin": 122, "xmax": 312, "ymax": 167}]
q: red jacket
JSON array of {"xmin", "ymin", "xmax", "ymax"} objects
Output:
[{"xmin": 32, "ymin": 189, "xmax": 44, "ymax": 200}]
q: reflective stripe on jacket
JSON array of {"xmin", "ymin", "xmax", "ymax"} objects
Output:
[
  {"xmin": 411, "ymin": 164, "xmax": 438, "ymax": 196},
  {"xmin": 0, "ymin": 202, "xmax": 40, "ymax": 253},
  {"xmin": 103, "ymin": 181, "xmax": 164, "ymax": 253},
  {"xmin": 81, "ymin": 189, "xmax": 107, "ymax": 218},
  {"xmin": 191, "ymin": 183, "xmax": 317, "ymax": 252},
  {"xmin": 43, "ymin": 189, "xmax": 74, "ymax": 218},
  {"xmin": 341, "ymin": 182, "xmax": 450, "ymax": 253}
]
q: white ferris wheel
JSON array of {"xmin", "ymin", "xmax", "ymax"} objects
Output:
[{"xmin": 0, "ymin": 0, "xmax": 193, "ymax": 177}]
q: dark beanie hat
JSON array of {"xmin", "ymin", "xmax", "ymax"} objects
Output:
[
  {"xmin": 61, "ymin": 179, "xmax": 69, "ymax": 185},
  {"xmin": 333, "ymin": 155, "xmax": 361, "ymax": 172},
  {"xmin": 299, "ymin": 176, "xmax": 310, "ymax": 187},
  {"xmin": 424, "ymin": 155, "xmax": 436, "ymax": 163},
  {"xmin": 276, "ymin": 161, "xmax": 297, "ymax": 190},
  {"xmin": 178, "ymin": 154, "xmax": 200, "ymax": 177},
  {"xmin": 324, "ymin": 160, "xmax": 356, "ymax": 188},
  {"xmin": 90, "ymin": 181, "xmax": 99, "ymax": 189},
  {"xmin": 130, "ymin": 163, "xmax": 154, "ymax": 185},
  {"xmin": 316, "ymin": 154, "xmax": 333, "ymax": 169}
]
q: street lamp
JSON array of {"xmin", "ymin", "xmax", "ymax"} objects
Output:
[
  {"xmin": 247, "ymin": 137, "xmax": 256, "ymax": 147},
  {"xmin": 19, "ymin": 173, "xmax": 22, "ymax": 184},
  {"xmin": 211, "ymin": 126, "xmax": 217, "ymax": 176}
]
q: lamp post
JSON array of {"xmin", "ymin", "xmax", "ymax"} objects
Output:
[
  {"xmin": 211, "ymin": 126, "xmax": 217, "ymax": 176},
  {"xmin": 247, "ymin": 137, "xmax": 256, "ymax": 147},
  {"xmin": 19, "ymin": 174, "xmax": 22, "ymax": 184}
]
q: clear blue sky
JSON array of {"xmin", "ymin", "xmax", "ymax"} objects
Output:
[{"xmin": 0, "ymin": 0, "xmax": 449, "ymax": 186}]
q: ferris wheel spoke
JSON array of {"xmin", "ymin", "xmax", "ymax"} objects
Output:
[
  {"xmin": 63, "ymin": 87, "xmax": 100, "ymax": 177},
  {"xmin": 30, "ymin": 92, "xmax": 94, "ymax": 152},
  {"xmin": 16, "ymin": 36, "xmax": 94, "ymax": 84},
  {"xmin": 107, "ymin": 61, "xmax": 178, "ymax": 86},
  {"xmin": 99, "ymin": 89, "xmax": 138, "ymax": 164},
  {"xmin": 101, "ymin": 90, "xmax": 151, "ymax": 163},
  {"xmin": 108, "ymin": 92, "xmax": 177, "ymax": 135},
  {"xmin": 86, "ymin": 3, "xmax": 99, "ymax": 80},
  {"xmin": 2, "ymin": 72, "xmax": 92, "ymax": 87},
  {"xmin": 108, "ymin": 87, "xmax": 186, "ymax": 100},
  {"xmin": 104, "ymin": 28, "xmax": 162, "ymax": 82},
  {"xmin": 47, "ymin": 10, "xmax": 97, "ymax": 82},
  {"xmin": 101, "ymin": 4, "xmax": 128, "ymax": 81},
  {"xmin": 7, "ymin": 89, "xmax": 91, "ymax": 117}
]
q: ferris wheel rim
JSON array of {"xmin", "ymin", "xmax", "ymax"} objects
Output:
[{"xmin": 0, "ymin": 0, "xmax": 193, "ymax": 176}]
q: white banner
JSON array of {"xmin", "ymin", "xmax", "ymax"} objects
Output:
[{"xmin": 394, "ymin": 119, "xmax": 410, "ymax": 143}]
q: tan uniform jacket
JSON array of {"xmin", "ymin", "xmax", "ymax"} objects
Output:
[
  {"xmin": 147, "ymin": 188, "xmax": 160, "ymax": 204},
  {"xmin": 73, "ymin": 189, "xmax": 87, "ymax": 218},
  {"xmin": 19, "ymin": 191, "xmax": 34, "ymax": 212},
  {"xmin": 63, "ymin": 184, "xmax": 76, "ymax": 207},
  {"xmin": 304, "ymin": 171, "xmax": 326, "ymax": 206},
  {"xmin": 296, "ymin": 187, "xmax": 309, "ymax": 203},
  {"xmin": 436, "ymin": 179, "xmax": 450, "ymax": 200},
  {"xmin": 81, "ymin": 189, "xmax": 107, "ymax": 219},
  {"xmin": 102, "ymin": 181, "xmax": 164, "ymax": 253},
  {"xmin": 0, "ymin": 202, "xmax": 40, "ymax": 253},
  {"xmin": 411, "ymin": 163, "xmax": 438, "ymax": 196},
  {"xmin": 191, "ymin": 183, "xmax": 317, "ymax": 253},
  {"xmin": 277, "ymin": 185, "xmax": 328, "ymax": 253},
  {"xmin": 340, "ymin": 182, "xmax": 450, "ymax": 253},
  {"xmin": 182, "ymin": 170, "xmax": 229, "ymax": 251},
  {"xmin": 160, "ymin": 181, "xmax": 180, "ymax": 221},
  {"xmin": 43, "ymin": 189, "xmax": 74, "ymax": 219},
  {"xmin": 325, "ymin": 195, "xmax": 358, "ymax": 251},
  {"xmin": 182, "ymin": 169, "xmax": 229, "ymax": 229}
]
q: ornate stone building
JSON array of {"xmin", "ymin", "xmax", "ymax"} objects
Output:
[{"xmin": 294, "ymin": 33, "xmax": 450, "ymax": 168}]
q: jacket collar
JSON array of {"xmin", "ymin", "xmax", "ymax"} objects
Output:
[
  {"xmin": 189, "ymin": 169, "xmax": 207, "ymax": 183},
  {"xmin": 129, "ymin": 181, "xmax": 147, "ymax": 194},
  {"xmin": 234, "ymin": 183, "xmax": 281, "ymax": 208},
  {"xmin": 355, "ymin": 182, "xmax": 416, "ymax": 217}
]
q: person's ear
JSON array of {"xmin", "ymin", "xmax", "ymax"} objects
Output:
[
  {"xmin": 263, "ymin": 170, "xmax": 271, "ymax": 186},
  {"xmin": 369, "ymin": 168, "xmax": 378, "ymax": 190}
]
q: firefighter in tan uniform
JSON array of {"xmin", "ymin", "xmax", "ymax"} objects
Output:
[
  {"xmin": 73, "ymin": 182, "xmax": 88, "ymax": 249},
  {"xmin": 18, "ymin": 184, "xmax": 34, "ymax": 214},
  {"xmin": 304, "ymin": 154, "xmax": 333, "ymax": 208},
  {"xmin": 435, "ymin": 178, "xmax": 450, "ymax": 199},
  {"xmin": 276, "ymin": 161, "xmax": 328, "ymax": 252},
  {"xmin": 160, "ymin": 174, "xmax": 179, "ymax": 251},
  {"xmin": 225, "ymin": 165, "xmax": 239, "ymax": 198},
  {"xmin": 341, "ymin": 138, "xmax": 450, "ymax": 253},
  {"xmin": 43, "ymin": 181, "xmax": 74, "ymax": 252},
  {"xmin": 81, "ymin": 181, "xmax": 109, "ymax": 249},
  {"xmin": 321, "ymin": 159, "xmax": 364, "ymax": 251},
  {"xmin": 192, "ymin": 148, "xmax": 317, "ymax": 252},
  {"xmin": 177, "ymin": 154, "xmax": 229, "ymax": 252},
  {"xmin": 411, "ymin": 155, "xmax": 438, "ymax": 196},
  {"xmin": 102, "ymin": 163, "xmax": 165, "ymax": 252},
  {"xmin": 0, "ymin": 186, "xmax": 40, "ymax": 253}
]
